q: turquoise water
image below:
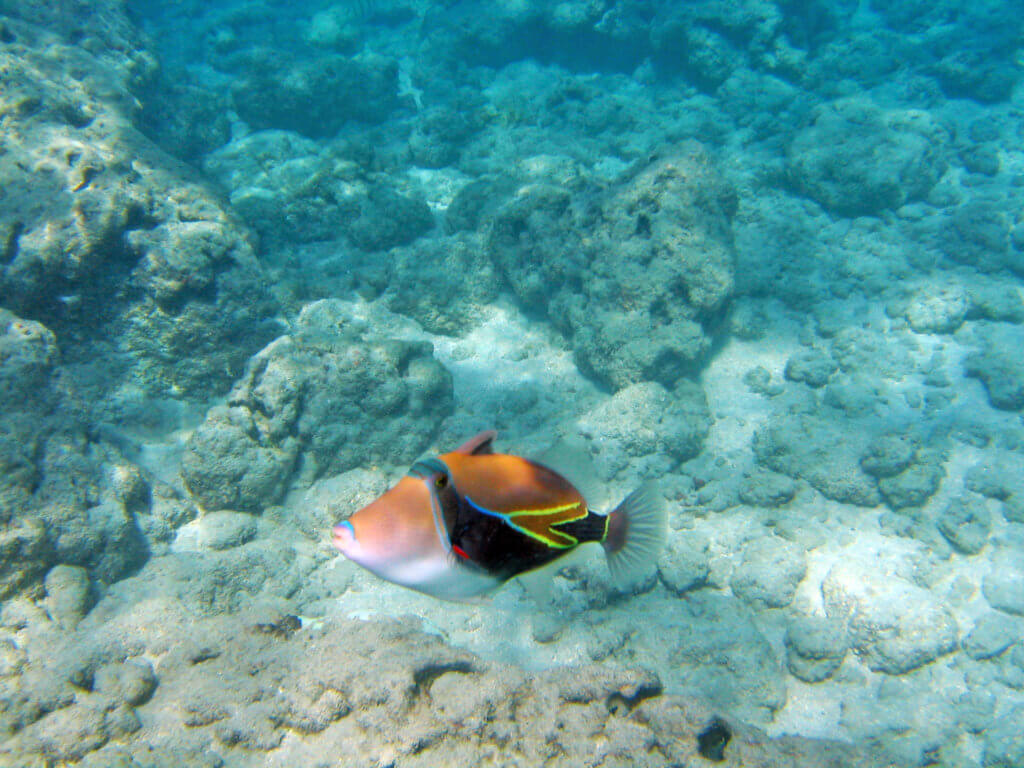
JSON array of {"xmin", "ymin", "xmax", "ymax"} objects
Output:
[{"xmin": 1, "ymin": 1, "xmax": 1023, "ymax": 765}]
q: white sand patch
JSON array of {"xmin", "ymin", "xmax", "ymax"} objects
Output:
[
  {"xmin": 701, "ymin": 336, "xmax": 799, "ymax": 458},
  {"xmin": 768, "ymin": 679, "xmax": 849, "ymax": 741},
  {"xmin": 405, "ymin": 166, "xmax": 471, "ymax": 212},
  {"xmin": 428, "ymin": 299, "xmax": 597, "ymax": 411},
  {"xmin": 321, "ymin": 296, "xmax": 596, "ymax": 418}
]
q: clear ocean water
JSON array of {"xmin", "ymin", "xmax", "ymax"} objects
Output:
[{"xmin": 1, "ymin": 0, "xmax": 1023, "ymax": 765}]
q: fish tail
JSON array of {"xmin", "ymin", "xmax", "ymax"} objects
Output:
[{"xmin": 601, "ymin": 483, "xmax": 667, "ymax": 589}]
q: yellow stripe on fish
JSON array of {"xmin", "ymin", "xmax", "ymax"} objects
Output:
[{"xmin": 464, "ymin": 496, "xmax": 588, "ymax": 549}]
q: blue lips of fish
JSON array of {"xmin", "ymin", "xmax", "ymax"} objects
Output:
[{"xmin": 332, "ymin": 430, "xmax": 667, "ymax": 601}]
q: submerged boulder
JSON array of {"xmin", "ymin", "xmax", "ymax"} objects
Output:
[
  {"xmin": 487, "ymin": 144, "xmax": 736, "ymax": 391},
  {"xmin": 0, "ymin": 307, "xmax": 156, "ymax": 599},
  {"xmin": 229, "ymin": 51, "xmax": 401, "ymax": 138},
  {"xmin": 182, "ymin": 300, "xmax": 453, "ymax": 512},
  {"xmin": 963, "ymin": 323, "xmax": 1024, "ymax": 412},
  {"xmin": 753, "ymin": 411, "xmax": 880, "ymax": 507},
  {"xmin": 785, "ymin": 614, "xmax": 848, "ymax": 683},
  {"xmin": 577, "ymin": 381, "xmax": 711, "ymax": 481},
  {"xmin": 787, "ymin": 98, "xmax": 949, "ymax": 217},
  {"xmin": 0, "ymin": 19, "xmax": 279, "ymax": 399},
  {"xmin": 203, "ymin": 130, "xmax": 433, "ymax": 251},
  {"xmin": 822, "ymin": 562, "xmax": 958, "ymax": 674}
]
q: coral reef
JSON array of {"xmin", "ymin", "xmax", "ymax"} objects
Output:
[{"xmin": 3, "ymin": 0, "xmax": 1024, "ymax": 765}]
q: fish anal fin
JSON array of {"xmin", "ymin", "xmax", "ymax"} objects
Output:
[{"xmin": 455, "ymin": 430, "xmax": 497, "ymax": 456}]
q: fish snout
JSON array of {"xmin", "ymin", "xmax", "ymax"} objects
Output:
[{"xmin": 332, "ymin": 520, "xmax": 359, "ymax": 557}]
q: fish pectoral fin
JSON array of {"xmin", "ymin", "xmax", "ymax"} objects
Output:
[{"xmin": 513, "ymin": 544, "xmax": 596, "ymax": 607}]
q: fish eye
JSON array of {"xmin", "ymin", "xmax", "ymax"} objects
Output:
[{"xmin": 435, "ymin": 474, "xmax": 448, "ymax": 489}]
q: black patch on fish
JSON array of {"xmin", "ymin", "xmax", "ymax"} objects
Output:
[
  {"xmin": 450, "ymin": 503, "xmax": 607, "ymax": 581},
  {"xmin": 559, "ymin": 511, "xmax": 608, "ymax": 546}
]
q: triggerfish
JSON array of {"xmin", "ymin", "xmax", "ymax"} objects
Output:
[{"xmin": 332, "ymin": 430, "xmax": 667, "ymax": 601}]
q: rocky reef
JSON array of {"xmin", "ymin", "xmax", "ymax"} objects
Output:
[{"xmin": 2, "ymin": 0, "xmax": 1024, "ymax": 765}]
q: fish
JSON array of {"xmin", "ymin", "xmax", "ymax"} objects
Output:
[{"xmin": 332, "ymin": 430, "xmax": 667, "ymax": 601}]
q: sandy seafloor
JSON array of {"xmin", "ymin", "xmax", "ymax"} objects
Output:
[{"xmin": 2, "ymin": 0, "xmax": 1024, "ymax": 766}]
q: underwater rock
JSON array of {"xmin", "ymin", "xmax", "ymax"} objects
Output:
[
  {"xmin": 1002, "ymin": 494, "xmax": 1024, "ymax": 524},
  {"xmin": 576, "ymin": 381, "xmax": 710, "ymax": 481},
  {"xmin": 784, "ymin": 347, "xmax": 837, "ymax": 388},
  {"xmin": 982, "ymin": 554, "xmax": 1024, "ymax": 616},
  {"xmin": 49, "ymin": 498, "xmax": 149, "ymax": 586},
  {"xmin": 877, "ymin": 453, "xmax": 945, "ymax": 511},
  {"xmin": 743, "ymin": 365, "xmax": 785, "ymax": 398},
  {"xmin": 933, "ymin": 48, "xmax": 1020, "ymax": 104},
  {"xmin": 93, "ymin": 659, "xmax": 158, "ymax": 708},
  {"xmin": 964, "ymin": 454, "xmax": 1022, "ymax": 501},
  {"xmin": 488, "ymin": 145, "xmax": 736, "ymax": 392},
  {"xmin": 787, "ymin": 98, "xmax": 948, "ymax": 217},
  {"xmin": 136, "ymin": 79, "xmax": 232, "ymax": 164},
  {"xmin": 785, "ymin": 614, "xmax": 848, "ymax": 683},
  {"xmin": 182, "ymin": 300, "xmax": 453, "ymax": 511},
  {"xmin": 146, "ymin": 544, "xmax": 301, "ymax": 618},
  {"xmin": 181, "ymin": 405, "xmax": 300, "ymax": 514},
  {"xmin": 419, "ymin": 0, "xmax": 651, "ymax": 75},
  {"xmin": 0, "ymin": 0, "xmax": 144, "ymax": 48},
  {"xmin": 0, "ymin": 520, "xmax": 50, "ymax": 601},
  {"xmin": 0, "ymin": 308, "xmax": 154, "ymax": 599},
  {"xmin": 202, "ymin": 129, "xmax": 358, "ymax": 246},
  {"xmin": 822, "ymin": 562, "xmax": 958, "ymax": 674},
  {"xmin": 954, "ymin": 688, "xmax": 996, "ymax": 734},
  {"xmin": 229, "ymin": 51, "xmax": 401, "ymax": 138},
  {"xmin": 904, "ymin": 284, "xmax": 969, "ymax": 334},
  {"xmin": 963, "ymin": 323, "xmax": 1024, "ymax": 411},
  {"xmin": 173, "ymin": 511, "xmax": 259, "ymax": 552},
  {"xmin": 2, "ymin": 701, "xmax": 111, "ymax": 764},
  {"xmin": 1, "ymin": 419, "xmax": 153, "ymax": 599},
  {"xmin": 753, "ymin": 412, "xmax": 881, "ymax": 507},
  {"xmin": 204, "ymin": 130, "xmax": 432, "ymax": 251},
  {"xmin": 43, "ymin": 565, "xmax": 93, "ymax": 629},
  {"xmin": 935, "ymin": 495, "xmax": 991, "ymax": 555},
  {"xmin": 737, "ymin": 469, "xmax": 797, "ymax": 507},
  {"xmin": 384, "ymin": 233, "xmax": 500, "ymax": 335},
  {"xmin": 982, "ymin": 704, "xmax": 1024, "ymax": 768},
  {"xmin": 994, "ymin": 643, "xmax": 1024, "ymax": 691},
  {"xmin": 0, "ymin": 26, "xmax": 279, "ymax": 399},
  {"xmin": 0, "ymin": 310, "xmax": 58, "ymax": 408},
  {"xmin": 20, "ymin": 605, "xmax": 869, "ymax": 768},
  {"xmin": 959, "ymin": 142, "xmax": 1001, "ymax": 177},
  {"xmin": 945, "ymin": 200, "xmax": 1013, "ymax": 272},
  {"xmin": 658, "ymin": 532, "xmax": 711, "ymax": 595},
  {"xmin": 730, "ymin": 536, "xmax": 807, "ymax": 609},
  {"xmin": 444, "ymin": 174, "xmax": 521, "ymax": 234},
  {"xmin": 962, "ymin": 612, "xmax": 1020, "ymax": 660},
  {"xmin": 860, "ymin": 434, "xmax": 917, "ymax": 478},
  {"xmin": 122, "ymin": 478, "xmax": 194, "ymax": 548},
  {"xmin": 669, "ymin": 593, "xmax": 787, "ymax": 723},
  {"xmin": 650, "ymin": 13, "xmax": 746, "ymax": 90},
  {"xmin": 408, "ymin": 106, "xmax": 482, "ymax": 169},
  {"xmin": 348, "ymin": 182, "xmax": 434, "ymax": 252}
]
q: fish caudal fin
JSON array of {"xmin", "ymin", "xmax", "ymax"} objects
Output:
[{"xmin": 601, "ymin": 484, "xmax": 667, "ymax": 589}]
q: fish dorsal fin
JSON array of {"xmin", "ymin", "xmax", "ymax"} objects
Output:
[{"xmin": 455, "ymin": 430, "xmax": 497, "ymax": 455}]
